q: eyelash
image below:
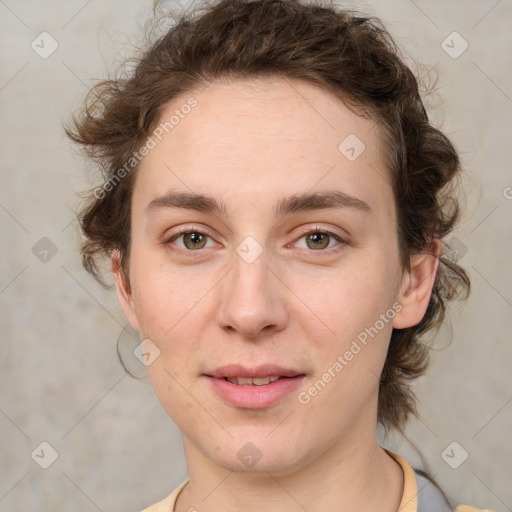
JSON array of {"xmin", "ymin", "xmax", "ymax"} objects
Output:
[{"xmin": 163, "ymin": 225, "xmax": 348, "ymax": 257}]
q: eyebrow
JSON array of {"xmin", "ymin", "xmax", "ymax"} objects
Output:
[{"xmin": 145, "ymin": 190, "xmax": 372, "ymax": 218}]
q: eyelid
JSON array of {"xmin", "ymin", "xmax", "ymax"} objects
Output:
[
  {"xmin": 290, "ymin": 225, "xmax": 349, "ymax": 251},
  {"xmin": 163, "ymin": 224, "xmax": 349, "ymax": 255},
  {"xmin": 162, "ymin": 225, "xmax": 220, "ymax": 256}
]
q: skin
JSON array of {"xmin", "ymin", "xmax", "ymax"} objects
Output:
[{"xmin": 113, "ymin": 77, "xmax": 440, "ymax": 512}]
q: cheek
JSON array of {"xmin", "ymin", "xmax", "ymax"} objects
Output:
[
  {"xmin": 291, "ymin": 255, "xmax": 399, "ymax": 342},
  {"xmin": 129, "ymin": 246, "xmax": 208, "ymax": 338},
  {"xmin": 129, "ymin": 260, "xmax": 210, "ymax": 421},
  {"xmin": 289, "ymin": 252, "xmax": 400, "ymax": 403}
]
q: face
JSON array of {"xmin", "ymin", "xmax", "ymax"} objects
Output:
[{"xmin": 115, "ymin": 77, "xmax": 436, "ymax": 476}]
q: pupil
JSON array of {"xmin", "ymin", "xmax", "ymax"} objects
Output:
[
  {"xmin": 186, "ymin": 232, "xmax": 204, "ymax": 248},
  {"xmin": 308, "ymin": 233, "xmax": 328, "ymax": 249}
]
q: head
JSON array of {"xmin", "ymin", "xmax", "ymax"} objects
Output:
[{"xmin": 66, "ymin": 0, "xmax": 469, "ymax": 474}]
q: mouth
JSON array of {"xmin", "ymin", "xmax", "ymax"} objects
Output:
[
  {"xmin": 219, "ymin": 375, "xmax": 296, "ymax": 386},
  {"xmin": 205, "ymin": 363, "xmax": 304, "ymax": 380},
  {"xmin": 203, "ymin": 365, "xmax": 307, "ymax": 408}
]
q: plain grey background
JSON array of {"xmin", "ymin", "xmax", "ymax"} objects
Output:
[{"xmin": 1, "ymin": 0, "xmax": 510, "ymax": 511}]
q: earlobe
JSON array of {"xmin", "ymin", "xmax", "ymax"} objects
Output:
[
  {"xmin": 392, "ymin": 239, "xmax": 441, "ymax": 329},
  {"xmin": 112, "ymin": 251, "xmax": 140, "ymax": 332}
]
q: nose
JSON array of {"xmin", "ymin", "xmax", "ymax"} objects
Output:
[{"xmin": 216, "ymin": 247, "xmax": 289, "ymax": 339}]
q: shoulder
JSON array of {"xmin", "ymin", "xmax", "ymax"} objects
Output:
[
  {"xmin": 414, "ymin": 469, "xmax": 494, "ymax": 512},
  {"xmin": 386, "ymin": 449, "xmax": 494, "ymax": 512},
  {"xmin": 414, "ymin": 470, "xmax": 454, "ymax": 512},
  {"xmin": 138, "ymin": 464, "xmax": 495, "ymax": 512},
  {"xmin": 456, "ymin": 506, "xmax": 495, "ymax": 512},
  {"xmin": 140, "ymin": 480, "xmax": 188, "ymax": 512}
]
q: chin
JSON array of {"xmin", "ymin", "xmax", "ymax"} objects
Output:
[{"xmin": 205, "ymin": 433, "xmax": 310, "ymax": 477}]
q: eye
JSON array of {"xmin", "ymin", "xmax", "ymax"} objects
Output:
[
  {"xmin": 165, "ymin": 229, "xmax": 217, "ymax": 251},
  {"xmin": 163, "ymin": 226, "xmax": 347, "ymax": 255},
  {"xmin": 293, "ymin": 229, "xmax": 346, "ymax": 251}
]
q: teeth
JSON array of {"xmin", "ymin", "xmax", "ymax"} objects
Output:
[
  {"xmin": 225, "ymin": 375, "xmax": 281, "ymax": 386},
  {"xmin": 236, "ymin": 377, "xmax": 255, "ymax": 385}
]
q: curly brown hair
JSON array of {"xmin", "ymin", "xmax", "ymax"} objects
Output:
[{"xmin": 65, "ymin": 0, "xmax": 470, "ymax": 433}]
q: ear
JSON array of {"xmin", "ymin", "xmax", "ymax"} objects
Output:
[
  {"xmin": 393, "ymin": 239, "xmax": 441, "ymax": 329},
  {"xmin": 112, "ymin": 250, "xmax": 140, "ymax": 332}
]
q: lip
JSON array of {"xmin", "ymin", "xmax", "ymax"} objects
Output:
[
  {"xmin": 203, "ymin": 364, "xmax": 306, "ymax": 409},
  {"xmin": 205, "ymin": 364, "xmax": 303, "ymax": 379},
  {"xmin": 205, "ymin": 374, "xmax": 306, "ymax": 409}
]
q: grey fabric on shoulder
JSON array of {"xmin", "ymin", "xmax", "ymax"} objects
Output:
[{"xmin": 414, "ymin": 469, "xmax": 456, "ymax": 512}]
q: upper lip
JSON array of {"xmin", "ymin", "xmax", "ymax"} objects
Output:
[{"xmin": 205, "ymin": 364, "xmax": 305, "ymax": 379}]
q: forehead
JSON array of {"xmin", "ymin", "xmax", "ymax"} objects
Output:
[{"xmin": 134, "ymin": 77, "xmax": 394, "ymax": 221}]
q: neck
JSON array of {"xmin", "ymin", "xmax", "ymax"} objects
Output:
[{"xmin": 175, "ymin": 430, "xmax": 403, "ymax": 512}]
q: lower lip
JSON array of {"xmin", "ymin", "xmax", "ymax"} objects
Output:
[{"xmin": 205, "ymin": 375, "xmax": 306, "ymax": 409}]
